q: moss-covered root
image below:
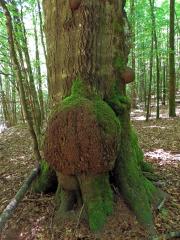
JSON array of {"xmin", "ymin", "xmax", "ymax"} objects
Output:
[
  {"xmin": 114, "ymin": 132, "xmax": 165, "ymax": 235},
  {"xmin": 78, "ymin": 174, "xmax": 113, "ymax": 232},
  {"xmin": 56, "ymin": 189, "xmax": 76, "ymax": 217},
  {"xmin": 115, "ymin": 156, "xmax": 156, "ymax": 234},
  {"xmin": 32, "ymin": 160, "xmax": 58, "ymax": 193}
]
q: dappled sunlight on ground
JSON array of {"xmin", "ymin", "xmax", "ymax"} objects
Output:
[
  {"xmin": 145, "ymin": 149, "xmax": 180, "ymax": 166},
  {"xmin": 0, "ymin": 112, "xmax": 179, "ymax": 239},
  {"xmin": 131, "ymin": 103, "xmax": 180, "ymax": 121},
  {"xmin": 0, "ymin": 123, "xmax": 6, "ymax": 133},
  {"xmin": 142, "ymin": 125, "xmax": 167, "ymax": 129}
]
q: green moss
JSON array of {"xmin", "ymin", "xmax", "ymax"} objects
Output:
[
  {"xmin": 130, "ymin": 128, "xmax": 155, "ymax": 174},
  {"xmin": 141, "ymin": 161, "xmax": 154, "ymax": 173},
  {"xmin": 49, "ymin": 79, "xmax": 88, "ymax": 116},
  {"xmin": 113, "ymin": 56, "xmax": 125, "ymax": 70},
  {"xmin": 50, "ymin": 79, "xmax": 121, "ymax": 138},
  {"xmin": 93, "ymin": 97, "xmax": 121, "ymax": 137},
  {"xmin": 32, "ymin": 160, "xmax": 57, "ymax": 193},
  {"xmin": 130, "ymin": 128, "xmax": 144, "ymax": 164},
  {"xmin": 80, "ymin": 174, "xmax": 113, "ymax": 232},
  {"xmin": 55, "ymin": 184, "xmax": 61, "ymax": 208},
  {"xmin": 71, "ymin": 78, "xmax": 88, "ymax": 96},
  {"xmin": 107, "ymin": 86, "xmax": 131, "ymax": 115},
  {"xmin": 98, "ymin": 174, "xmax": 114, "ymax": 216},
  {"xmin": 88, "ymin": 197, "xmax": 106, "ymax": 232},
  {"xmin": 114, "ymin": 112, "xmax": 156, "ymax": 230},
  {"xmin": 117, "ymin": 148, "xmax": 154, "ymax": 227}
]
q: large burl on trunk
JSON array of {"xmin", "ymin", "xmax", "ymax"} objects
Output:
[{"xmin": 41, "ymin": 0, "xmax": 165, "ymax": 235}]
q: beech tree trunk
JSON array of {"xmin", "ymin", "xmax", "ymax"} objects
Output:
[
  {"xmin": 146, "ymin": 30, "xmax": 154, "ymax": 121},
  {"xmin": 169, "ymin": 0, "xmax": 176, "ymax": 117},
  {"xmin": 149, "ymin": 0, "xmax": 160, "ymax": 119},
  {"xmin": 41, "ymin": 0, "xmax": 165, "ymax": 235}
]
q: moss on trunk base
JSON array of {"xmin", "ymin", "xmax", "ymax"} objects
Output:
[
  {"xmin": 78, "ymin": 174, "xmax": 113, "ymax": 232},
  {"xmin": 43, "ymin": 82, "xmax": 166, "ymax": 235},
  {"xmin": 32, "ymin": 160, "xmax": 57, "ymax": 193},
  {"xmin": 112, "ymin": 94, "xmax": 165, "ymax": 234}
]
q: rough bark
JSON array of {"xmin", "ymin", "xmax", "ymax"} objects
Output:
[{"xmin": 42, "ymin": 0, "xmax": 165, "ymax": 235}]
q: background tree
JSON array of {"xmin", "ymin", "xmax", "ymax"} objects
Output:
[{"xmin": 169, "ymin": 0, "xmax": 176, "ymax": 117}]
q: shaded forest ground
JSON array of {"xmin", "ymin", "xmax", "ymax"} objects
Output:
[{"xmin": 0, "ymin": 107, "xmax": 180, "ymax": 240}]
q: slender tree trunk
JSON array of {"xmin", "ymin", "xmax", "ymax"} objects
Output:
[
  {"xmin": 0, "ymin": 75, "xmax": 9, "ymax": 125},
  {"xmin": 11, "ymin": 83, "xmax": 17, "ymax": 125},
  {"xmin": 162, "ymin": 65, "xmax": 166, "ymax": 105},
  {"xmin": 169, "ymin": 0, "xmax": 176, "ymax": 117},
  {"xmin": 144, "ymin": 64, "xmax": 147, "ymax": 109},
  {"xmin": 149, "ymin": 0, "xmax": 160, "ymax": 119},
  {"xmin": 12, "ymin": 0, "xmax": 42, "ymax": 135},
  {"xmin": 33, "ymin": 12, "xmax": 45, "ymax": 121},
  {"xmin": 0, "ymin": 0, "xmax": 41, "ymax": 163},
  {"xmin": 37, "ymin": 0, "xmax": 47, "ymax": 62},
  {"xmin": 146, "ymin": 32, "xmax": 154, "ymax": 121},
  {"xmin": 20, "ymin": 9, "xmax": 42, "ymax": 134},
  {"xmin": 37, "ymin": 0, "xmax": 49, "ymax": 94}
]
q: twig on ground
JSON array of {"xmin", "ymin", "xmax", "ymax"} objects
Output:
[{"xmin": 0, "ymin": 166, "xmax": 40, "ymax": 232}]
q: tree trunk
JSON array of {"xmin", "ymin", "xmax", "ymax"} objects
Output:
[
  {"xmin": 33, "ymin": 12, "xmax": 45, "ymax": 121},
  {"xmin": 12, "ymin": 0, "xmax": 42, "ymax": 136},
  {"xmin": 0, "ymin": 0, "xmax": 57, "ymax": 195},
  {"xmin": 42, "ymin": 0, "xmax": 165, "ymax": 235},
  {"xmin": 37, "ymin": 0, "xmax": 49, "ymax": 94},
  {"xmin": 162, "ymin": 65, "xmax": 166, "ymax": 105},
  {"xmin": 0, "ymin": 0, "xmax": 41, "ymax": 163},
  {"xmin": 146, "ymin": 30, "xmax": 154, "ymax": 121},
  {"xmin": 169, "ymin": 0, "xmax": 176, "ymax": 117},
  {"xmin": 149, "ymin": 0, "xmax": 160, "ymax": 119},
  {"xmin": 130, "ymin": 0, "xmax": 137, "ymax": 109}
]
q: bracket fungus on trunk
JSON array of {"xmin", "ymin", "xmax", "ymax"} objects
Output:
[
  {"xmin": 69, "ymin": 0, "xmax": 82, "ymax": 11},
  {"xmin": 121, "ymin": 67, "xmax": 135, "ymax": 84}
]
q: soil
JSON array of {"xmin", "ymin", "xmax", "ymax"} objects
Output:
[{"xmin": 0, "ymin": 111, "xmax": 179, "ymax": 240}]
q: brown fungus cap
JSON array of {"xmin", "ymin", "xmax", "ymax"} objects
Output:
[{"xmin": 121, "ymin": 67, "xmax": 135, "ymax": 84}]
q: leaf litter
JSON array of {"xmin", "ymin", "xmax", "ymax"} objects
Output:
[{"xmin": 0, "ymin": 115, "xmax": 179, "ymax": 240}]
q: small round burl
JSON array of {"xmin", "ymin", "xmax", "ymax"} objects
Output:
[
  {"xmin": 121, "ymin": 67, "xmax": 135, "ymax": 84},
  {"xmin": 69, "ymin": 0, "xmax": 82, "ymax": 11}
]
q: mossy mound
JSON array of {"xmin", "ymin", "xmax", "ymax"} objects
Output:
[{"xmin": 44, "ymin": 88, "xmax": 121, "ymax": 175}]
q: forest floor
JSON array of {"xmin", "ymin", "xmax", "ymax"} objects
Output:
[{"xmin": 0, "ymin": 106, "xmax": 180, "ymax": 240}]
